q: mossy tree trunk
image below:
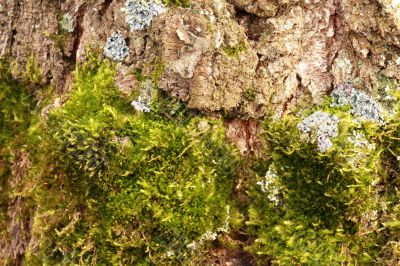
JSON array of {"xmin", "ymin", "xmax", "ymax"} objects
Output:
[{"xmin": 1, "ymin": 0, "xmax": 400, "ymax": 265}]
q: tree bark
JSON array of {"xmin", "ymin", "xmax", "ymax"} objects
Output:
[{"xmin": 1, "ymin": 0, "xmax": 400, "ymax": 117}]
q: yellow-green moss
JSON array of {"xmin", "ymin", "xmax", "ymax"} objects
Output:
[
  {"xmin": 245, "ymin": 96, "xmax": 400, "ymax": 264},
  {"xmin": 243, "ymin": 88, "xmax": 257, "ymax": 101},
  {"xmin": 223, "ymin": 42, "xmax": 248, "ymax": 59},
  {"xmin": 4, "ymin": 52, "xmax": 400, "ymax": 266},
  {"xmin": 24, "ymin": 57, "xmax": 240, "ymax": 265},
  {"xmin": 163, "ymin": 0, "xmax": 191, "ymax": 8}
]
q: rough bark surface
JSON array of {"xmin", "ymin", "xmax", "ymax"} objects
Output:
[{"xmin": 2, "ymin": 0, "xmax": 400, "ymax": 118}]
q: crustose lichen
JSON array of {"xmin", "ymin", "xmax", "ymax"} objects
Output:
[
  {"xmin": 256, "ymin": 164, "xmax": 282, "ymax": 206},
  {"xmin": 59, "ymin": 13, "xmax": 74, "ymax": 33},
  {"xmin": 131, "ymin": 79, "xmax": 155, "ymax": 113},
  {"xmin": 103, "ymin": 32, "xmax": 129, "ymax": 61},
  {"xmin": 330, "ymin": 82, "xmax": 385, "ymax": 124},
  {"xmin": 122, "ymin": 0, "xmax": 167, "ymax": 32},
  {"xmin": 297, "ymin": 111, "xmax": 339, "ymax": 153}
]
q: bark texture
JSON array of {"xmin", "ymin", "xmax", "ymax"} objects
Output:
[{"xmin": 2, "ymin": 0, "xmax": 400, "ymax": 118}]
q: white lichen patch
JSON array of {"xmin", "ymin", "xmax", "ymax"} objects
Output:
[
  {"xmin": 131, "ymin": 101, "xmax": 151, "ymax": 112},
  {"xmin": 348, "ymin": 131, "xmax": 375, "ymax": 150},
  {"xmin": 330, "ymin": 83, "xmax": 385, "ymax": 124},
  {"xmin": 187, "ymin": 205, "xmax": 230, "ymax": 250},
  {"xmin": 335, "ymin": 57, "xmax": 353, "ymax": 75},
  {"xmin": 59, "ymin": 13, "xmax": 74, "ymax": 33},
  {"xmin": 298, "ymin": 111, "xmax": 339, "ymax": 153},
  {"xmin": 347, "ymin": 131, "xmax": 376, "ymax": 167},
  {"xmin": 104, "ymin": 32, "xmax": 129, "ymax": 61},
  {"xmin": 123, "ymin": 0, "xmax": 167, "ymax": 32},
  {"xmin": 131, "ymin": 79, "xmax": 155, "ymax": 113},
  {"xmin": 256, "ymin": 165, "xmax": 282, "ymax": 206}
]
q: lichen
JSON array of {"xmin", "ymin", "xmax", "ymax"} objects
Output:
[
  {"xmin": 348, "ymin": 130, "xmax": 375, "ymax": 150},
  {"xmin": 123, "ymin": 0, "xmax": 167, "ymax": 31},
  {"xmin": 256, "ymin": 164, "xmax": 282, "ymax": 206},
  {"xmin": 103, "ymin": 32, "xmax": 129, "ymax": 61},
  {"xmin": 297, "ymin": 111, "xmax": 339, "ymax": 152},
  {"xmin": 330, "ymin": 82, "xmax": 385, "ymax": 124},
  {"xmin": 59, "ymin": 13, "xmax": 74, "ymax": 33}
]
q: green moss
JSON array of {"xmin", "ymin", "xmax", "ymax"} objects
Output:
[
  {"xmin": 0, "ymin": 57, "xmax": 45, "ymax": 265},
  {"xmin": 133, "ymin": 68, "xmax": 145, "ymax": 83},
  {"xmin": 45, "ymin": 31, "xmax": 69, "ymax": 53},
  {"xmin": 246, "ymin": 102, "xmax": 384, "ymax": 264},
  {"xmin": 141, "ymin": 59, "xmax": 165, "ymax": 84},
  {"xmin": 152, "ymin": 61, "xmax": 166, "ymax": 83},
  {"xmin": 5, "ymin": 50, "xmax": 400, "ymax": 266},
  {"xmin": 25, "ymin": 58, "xmax": 239, "ymax": 265},
  {"xmin": 162, "ymin": 0, "xmax": 191, "ymax": 8},
  {"xmin": 25, "ymin": 55, "xmax": 42, "ymax": 85},
  {"xmin": 223, "ymin": 42, "xmax": 247, "ymax": 59},
  {"xmin": 243, "ymin": 88, "xmax": 257, "ymax": 101}
]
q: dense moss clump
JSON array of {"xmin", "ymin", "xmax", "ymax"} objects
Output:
[
  {"xmin": 3, "ymin": 51, "xmax": 400, "ymax": 265},
  {"xmin": 23, "ymin": 57, "xmax": 239, "ymax": 265},
  {"xmin": 245, "ymin": 89, "xmax": 400, "ymax": 264}
]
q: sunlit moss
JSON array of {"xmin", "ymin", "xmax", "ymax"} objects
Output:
[
  {"xmin": 25, "ymin": 57, "xmax": 239, "ymax": 264},
  {"xmin": 246, "ymin": 100, "xmax": 384, "ymax": 264},
  {"xmin": 0, "ymin": 57, "xmax": 45, "ymax": 265}
]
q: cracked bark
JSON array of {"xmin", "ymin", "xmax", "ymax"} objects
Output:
[{"xmin": 1, "ymin": 0, "xmax": 399, "ymax": 117}]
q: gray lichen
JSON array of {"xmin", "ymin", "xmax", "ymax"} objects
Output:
[
  {"xmin": 346, "ymin": 130, "xmax": 376, "ymax": 167},
  {"xmin": 298, "ymin": 111, "xmax": 339, "ymax": 153},
  {"xmin": 103, "ymin": 32, "xmax": 129, "ymax": 61},
  {"xmin": 59, "ymin": 13, "xmax": 74, "ymax": 33},
  {"xmin": 123, "ymin": 0, "xmax": 167, "ymax": 31},
  {"xmin": 348, "ymin": 131, "xmax": 375, "ymax": 150},
  {"xmin": 330, "ymin": 83, "xmax": 384, "ymax": 124}
]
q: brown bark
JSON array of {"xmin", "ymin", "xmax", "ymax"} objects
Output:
[{"xmin": 1, "ymin": 0, "xmax": 400, "ymax": 117}]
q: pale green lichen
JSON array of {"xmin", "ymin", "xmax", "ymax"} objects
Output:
[{"xmin": 59, "ymin": 13, "xmax": 74, "ymax": 33}]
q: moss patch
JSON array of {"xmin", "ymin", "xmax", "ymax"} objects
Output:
[
  {"xmin": 223, "ymin": 42, "xmax": 248, "ymax": 59},
  {"xmin": 162, "ymin": 0, "xmax": 191, "ymax": 8},
  {"xmin": 23, "ymin": 57, "xmax": 239, "ymax": 265}
]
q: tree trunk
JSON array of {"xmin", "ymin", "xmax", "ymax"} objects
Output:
[
  {"xmin": 2, "ymin": 0, "xmax": 400, "ymax": 117},
  {"xmin": 1, "ymin": 0, "xmax": 400, "ymax": 264}
]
